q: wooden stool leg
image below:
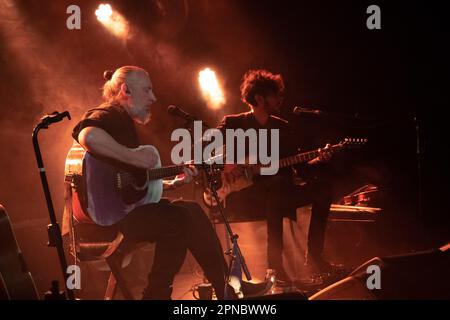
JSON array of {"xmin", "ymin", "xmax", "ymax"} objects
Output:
[
  {"xmin": 104, "ymin": 272, "xmax": 117, "ymax": 300},
  {"xmin": 106, "ymin": 256, "xmax": 134, "ymax": 300}
]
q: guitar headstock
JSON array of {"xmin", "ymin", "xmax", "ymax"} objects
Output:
[{"xmin": 339, "ymin": 137, "xmax": 368, "ymax": 148}]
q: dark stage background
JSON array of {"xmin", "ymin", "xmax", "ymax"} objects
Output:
[{"xmin": 0, "ymin": 0, "xmax": 448, "ymax": 296}]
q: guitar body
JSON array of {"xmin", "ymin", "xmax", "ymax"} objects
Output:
[
  {"xmin": 0, "ymin": 204, "xmax": 39, "ymax": 300},
  {"xmin": 65, "ymin": 143, "xmax": 163, "ymax": 226}
]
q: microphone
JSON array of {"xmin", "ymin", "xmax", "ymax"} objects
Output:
[
  {"xmin": 293, "ymin": 106, "xmax": 323, "ymax": 116},
  {"xmin": 167, "ymin": 105, "xmax": 198, "ymax": 122},
  {"xmin": 40, "ymin": 111, "xmax": 71, "ymax": 126}
]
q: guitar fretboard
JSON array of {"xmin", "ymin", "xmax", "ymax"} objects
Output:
[
  {"xmin": 258, "ymin": 144, "xmax": 340, "ymax": 170},
  {"xmin": 117, "ymin": 165, "xmax": 188, "ymax": 189},
  {"xmin": 278, "ymin": 149, "xmax": 321, "ymax": 168},
  {"xmin": 147, "ymin": 165, "xmax": 187, "ymax": 180}
]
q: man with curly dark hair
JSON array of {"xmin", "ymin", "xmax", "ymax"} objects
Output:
[
  {"xmin": 217, "ymin": 69, "xmax": 337, "ymax": 285},
  {"xmin": 239, "ymin": 69, "xmax": 285, "ymax": 109}
]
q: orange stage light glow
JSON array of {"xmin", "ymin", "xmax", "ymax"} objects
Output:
[
  {"xmin": 95, "ymin": 3, "xmax": 113, "ymax": 22},
  {"xmin": 198, "ymin": 68, "xmax": 225, "ymax": 109},
  {"xmin": 95, "ymin": 4, "xmax": 130, "ymax": 40}
]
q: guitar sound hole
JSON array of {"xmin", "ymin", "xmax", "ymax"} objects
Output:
[
  {"xmin": 115, "ymin": 169, "xmax": 149, "ymax": 204},
  {"xmin": 131, "ymin": 170, "xmax": 148, "ymax": 189}
]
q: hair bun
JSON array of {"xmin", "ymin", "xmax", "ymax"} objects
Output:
[{"xmin": 103, "ymin": 70, "xmax": 114, "ymax": 81}]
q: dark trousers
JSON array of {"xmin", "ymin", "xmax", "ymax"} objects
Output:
[
  {"xmin": 115, "ymin": 198, "xmax": 227, "ymax": 299},
  {"xmin": 225, "ymin": 174, "xmax": 333, "ymax": 269}
]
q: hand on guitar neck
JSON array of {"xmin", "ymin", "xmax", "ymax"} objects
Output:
[
  {"xmin": 167, "ymin": 165, "xmax": 199, "ymax": 189},
  {"xmin": 308, "ymin": 143, "xmax": 333, "ymax": 165}
]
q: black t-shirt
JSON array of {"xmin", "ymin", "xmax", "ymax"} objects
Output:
[
  {"xmin": 72, "ymin": 103, "xmax": 139, "ymax": 149},
  {"xmin": 217, "ymin": 111, "xmax": 298, "ymax": 179}
]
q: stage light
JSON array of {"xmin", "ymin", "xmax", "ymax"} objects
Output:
[
  {"xmin": 198, "ymin": 68, "xmax": 225, "ymax": 109},
  {"xmin": 95, "ymin": 3, "xmax": 129, "ymax": 40},
  {"xmin": 95, "ymin": 4, "xmax": 113, "ymax": 23}
]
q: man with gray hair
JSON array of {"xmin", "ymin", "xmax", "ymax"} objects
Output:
[{"xmin": 71, "ymin": 66, "xmax": 269, "ymax": 299}]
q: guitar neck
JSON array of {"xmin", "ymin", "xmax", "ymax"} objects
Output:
[
  {"xmin": 278, "ymin": 149, "xmax": 321, "ymax": 169},
  {"xmin": 147, "ymin": 165, "xmax": 187, "ymax": 180},
  {"xmin": 258, "ymin": 144, "xmax": 341, "ymax": 171}
]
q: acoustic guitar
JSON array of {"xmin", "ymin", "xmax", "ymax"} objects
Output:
[{"xmin": 65, "ymin": 142, "xmax": 216, "ymax": 225}]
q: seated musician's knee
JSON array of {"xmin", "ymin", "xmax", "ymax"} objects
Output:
[
  {"xmin": 171, "ymin": 199, "xmax": 211, "ymax": 225},
  {"xmin": 171, "ymin": 199, "xmax": 202, "ymax": 214},
  {"xmin": 164, "ymin": 205, "xmax": 190, "ymax": 237},
  {"xmin": 266, "ymin": 175, "xmax": 293, "ymax": 198}
]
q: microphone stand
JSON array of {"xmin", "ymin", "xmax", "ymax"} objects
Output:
[
  {"xmin": 32, "ymin": 111, "xmax": 74, "ymax": 300},
  {"xmin": 183, "ymin": 119, "xmax": 252, "ymax": 297}
]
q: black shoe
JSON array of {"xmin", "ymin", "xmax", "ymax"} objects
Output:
[{"xmin": 309, "ymin": 258, "xmax": 345, "ymax": 273}]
